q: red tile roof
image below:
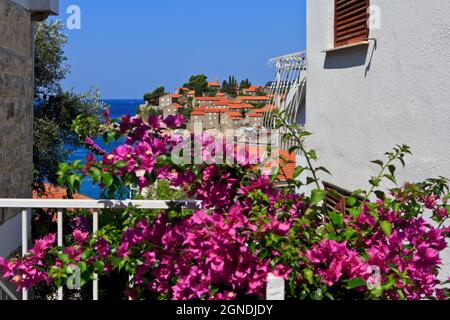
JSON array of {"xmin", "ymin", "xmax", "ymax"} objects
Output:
[
  {"xmin": 246, "ymin": 147, "xmax": 297, "ymax": 181},
  {"xmin": 227, "ymin": 111, "xmax": 242, "ymax": 117},
  {"xmin": 208, "ymin": 81, "xmax": 220, "ymax": 87},
  {"xmin": 191, "ymin": 111, "xmax": 205, "ymax": 116},
  {"xmin": 244, "ymin": 86, "xmax": 261, "ymax": 92},
  {"xmin": 228, "ymin": 103, "xmax": 254, "ymax": 109},
  {"xmin": 236, "ymin": 96, "xmax": 269, "ymax": 101},
  {"xmin": 195, "ymin": 97, "xmax": 227, "ymax": 101},
  {"xmin": 33, "ymin": 184, "xmax": 91, "ymax": 200},
  {"xmin": 213, "ymin": 99, "xmax": 235, "ymax": 106},
  {"xmin": 248, "ymin": 113, "xmax": 263, "ymax": 118},
  {"xmin": 168, "ymin": 94, "xmax": 182, "ymax": 98},
  {"xmin": 254, "ymin": 105, "xmax": 277, "ymax": 113},
  {"xmin": 168, "ymin": 103, "xmax": 184, "ymax": 109},
  {"xmin": 203, "ymin": 108, "xmax": 227, "ymax": 113}
]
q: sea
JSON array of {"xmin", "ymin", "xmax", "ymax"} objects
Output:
[{"xmin": 67, "ymin": 99, "xmax": 144, "ymax": 198}]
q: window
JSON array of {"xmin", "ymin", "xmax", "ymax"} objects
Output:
[{"xmin": 335, "ymin": 0, "xmax": 369, "ymax": 47}]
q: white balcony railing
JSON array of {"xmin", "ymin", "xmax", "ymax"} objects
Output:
[
  {"xmin": 0, "ymin": 199, "xmax": 201, "ymax": 301},
  {"xmin": 0, "ymin": 199, "xmax": 285, "ymax": 301}
]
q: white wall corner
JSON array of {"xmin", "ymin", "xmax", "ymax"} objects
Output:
[{"xmin": 11, "ymin": 0, "xmax": 59, "ymax": 16}]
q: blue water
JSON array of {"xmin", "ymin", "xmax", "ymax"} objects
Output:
[{"xmin": 68, "ymin": 99, "xmax": 144, "ymax": 198}]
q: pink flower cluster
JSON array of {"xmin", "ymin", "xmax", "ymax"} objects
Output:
[
  {"xmin": 307, "ymin": 240, "xmax": 370, "ymax": 287},
  {"xmin": 0, "ymin": 234, "xmax": 56, "ymax": 290}
]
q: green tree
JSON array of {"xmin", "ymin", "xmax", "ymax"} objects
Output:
[
  {"xmin": 240, "ymin": 79, "xmax": 251, "ymax": 89},
  {"xmin": 33, "ymin": 20, "xmax": 103, "ymax": 189},
  {"xmin": 143, "ymin": 86, "xmax": 166, "ymax": 105},
  {"xmin": 184, "ymin": 74, "xmax": 208, "ymax": 96}
]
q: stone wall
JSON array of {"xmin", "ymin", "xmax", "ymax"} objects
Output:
[{"xmin": 0, "ymin": 0, "xmax": 33, "ymax": 225}]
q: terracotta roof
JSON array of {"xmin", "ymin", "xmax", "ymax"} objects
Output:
[
  {"xmin": 278, "ymin": 150, "xmax": 296, "ymax": 180},
  {"xmin": 216, "ymin": 92, "xmax": 226, "ymax": 97},
  {"xmin": 227, "ymin": 111, "xmax": 242, "ymax": 117},
  {"xmin": 193, "ymin": 107, "xmax": 204, "ymax": 112},
  {"xmin": 208, "ymin": 81, "xmax": 220, "ymax": 87},
  {"xmin": 168, "ymin": 103, "xmax": 184, "ymax": 109},
  {"xmin": 33, "ymin": 184, "xmax": 91, "ymax": 200},
  {"xmin": 228, "ymin": 103, "xmax": 253, "ymax": 109},
  {"xmin": 248, "ymin": 113, "xmax": 263, "ymax": 118},
  {"xmin": 213, "ymin": 99, "xmax": 236, "ymax": 106},
  {"xmin": 245, "ymin": 147, "xmax": 296, "ymax": 181},
  {"xmin": 177, "ymin": 87, "xmax": 189, "ymax": 92},
  {"xmin": 204, "ymin": 108, "xmax": 227, "ymax": 113},
  {"xmin": 236, "ymin": 96, "xmax": 269, "ymax": 101},
  {"xmin": 188, "ymin": 90, "xmax": 196, "ymax": 95},
  {"xmin": 244, "ymin": 86, "xmax": 261, "ymax": 92},
  {"xmin": 195, "ymin": 97, "xmax": 227, "ymax": 101},
  {"xmin": 191, "ymin": 111, "xmax": 205, "ymax": 116},
  {"xmin": 254, "ymin": 105, "xmax": 277, "ymax": 113},
  {"xmin": 168, "ymin": 94, "xmax": 182, "ymax": 98}
]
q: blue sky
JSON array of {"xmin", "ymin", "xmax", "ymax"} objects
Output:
[{"xmin": 56, "ymin": 0, "xmax": 306, "ymax": 99}]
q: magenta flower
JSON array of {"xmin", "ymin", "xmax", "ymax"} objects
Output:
[
  {"xmin": 96, "ymin": 238, "xmax": 110, "ymax": 258},
  {"xmin": 164, "ymin": 114, "xmax": 185, "ymax": 129},
  {"xmin": 73, "ymin": 230, "xmax": 89, "ymax": 243}
]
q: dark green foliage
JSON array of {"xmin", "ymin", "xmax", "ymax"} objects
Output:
[
  {"xmin": 33, "ymin": 20, "xmax": 103, "ymax": 188},
  {"xmin": 143, "ymin": 87, "xmax": 166, "ymax": 105}
]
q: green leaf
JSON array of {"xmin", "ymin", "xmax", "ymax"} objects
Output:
[
  {"xmin": 114, "ymin": 161, "xmax": 127, "ymax": 168},
  {"xmin": 81, "ymin": 249, "xmax": 93, "ymax": 261},
  {"xmin": 384, "ymin": 174, "xmax": 397, "ymax": 185},
  {"xmin": 374, "ymin": 190, "xmax": 386, "ymax": 200},
  {"xmin": 388, "ymin": 165, "xmax": 396, "ymax": 176},
  {"xmin": 316, "ymin": 166, "xmax": 332, "ymax": 175},
  {"xmin": 293, "ymin": 166, "xmax": 306, "ymax": 179},
  {"xmin": 303, "ymin": 269, "xmax": 314, "ymax": 285},
  {"xmin": 371, "ymin": 160, "xmax": 384, "ymax": 168},
  {"xmin": 308, "ymin": 150, "xmax": 318, "ymax": 161},
  {"xmin": 311, "ymin": 189, "xmax": 326, "ymax": 205},
  {"xmin": 101, "ymin": 172, "xmax": 114, "ymax": 188},
  {"xmin": 344, "ymin": 228, "xmax": 356, "ymax": 241},
  {"xmin": 346, "ymin": 196, "xmax": 357, "ymax": 207},
  {"xmin": 67, "ymin": 174, "xmax": 77, "ymax": 192},
  {"xmin": 89, "ymin": 167, "xmax": 102, "ymax": 182},
  {"xmin": 369, "ymin": 178, "xmax": 381, "ymax": 187},
  {"xmin": 58, "ymin": 254, "xmax": 70, "ymax": 265},
  {"xmin": 270, "ymin": 167, "xmax": 280, "ymax": 183},
  {"xmin": 347, "ymin": 278, "xmax": 367, "ymax": 289},
  {"xmin": 380, "ymin": 220, "xmax": 392, "ymax": 237},
  {"xmin": 329, "ymin": 211, "xmax": 344, "ymax": 228},
  {"xmin": 94, "ymin": 261, "xmax": 105, "ymax": 272}
]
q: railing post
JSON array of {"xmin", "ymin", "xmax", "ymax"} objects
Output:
[
  {"xmin": 92, "ymin": 210, "xmax": 99, "ymax": 301},
  {"xmin": 57, "ymin": 209, "xmax": 64, "ymax": 301},
  {"xmin": 21, "ymin": 209, "xmax": 29, "ymax": 301},
  {"xmin": 266, "ymin": 273, "xmax": 285, "ymax": 301}
]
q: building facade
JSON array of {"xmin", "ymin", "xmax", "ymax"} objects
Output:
[
  {"xmin": 305, "ymin": 0, "xmax": 450, "ymax": 275},
  {"xmin": 0, "ymin": 0, "xmax": 58, "ymax": 258}
]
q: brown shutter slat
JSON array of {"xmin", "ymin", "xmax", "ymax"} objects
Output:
[
  {"xmin": 334, "ymin": 0, "xmax": 369, "ymax": 47},
  {"xmin": 336, "ymin": 13, "xmax": 368, "ymax": 31}
]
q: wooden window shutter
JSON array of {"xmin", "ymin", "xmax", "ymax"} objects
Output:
[
  {"xmin": 323, "ymin": 182, "xmax": 363, "ymax": 215},
  {"xmin": 335, "ymin": 0, "xmax": 370, "ymax": 47}
]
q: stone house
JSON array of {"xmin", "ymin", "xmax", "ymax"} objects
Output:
[
  {"xmin": 246, "ymin": 113, "xmax": 263, "ymax": 128},
  {"xmin": 159, "ymin": 94, "xmax": 182, "ymax": 108},
  {"xmin": 0, "ymin": 0, "xmax": 58, "ymax": 258},
  {"xmin": 162, "ymin": 103, "xmax": 183, "ymax": 119}
]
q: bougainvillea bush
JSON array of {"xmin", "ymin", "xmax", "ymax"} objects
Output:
[{"xmin": 1, "ymin": 110, "xmax": 449, "ymax": 300}]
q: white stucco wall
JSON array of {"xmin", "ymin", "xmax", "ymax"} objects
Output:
[
  {"xmin": 0, "ymin": 213, "xmax": 30, "ymax": 258},
  {"xmin": 306, "ymin": 0, "xmax": 450, "ymax": 276}
]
